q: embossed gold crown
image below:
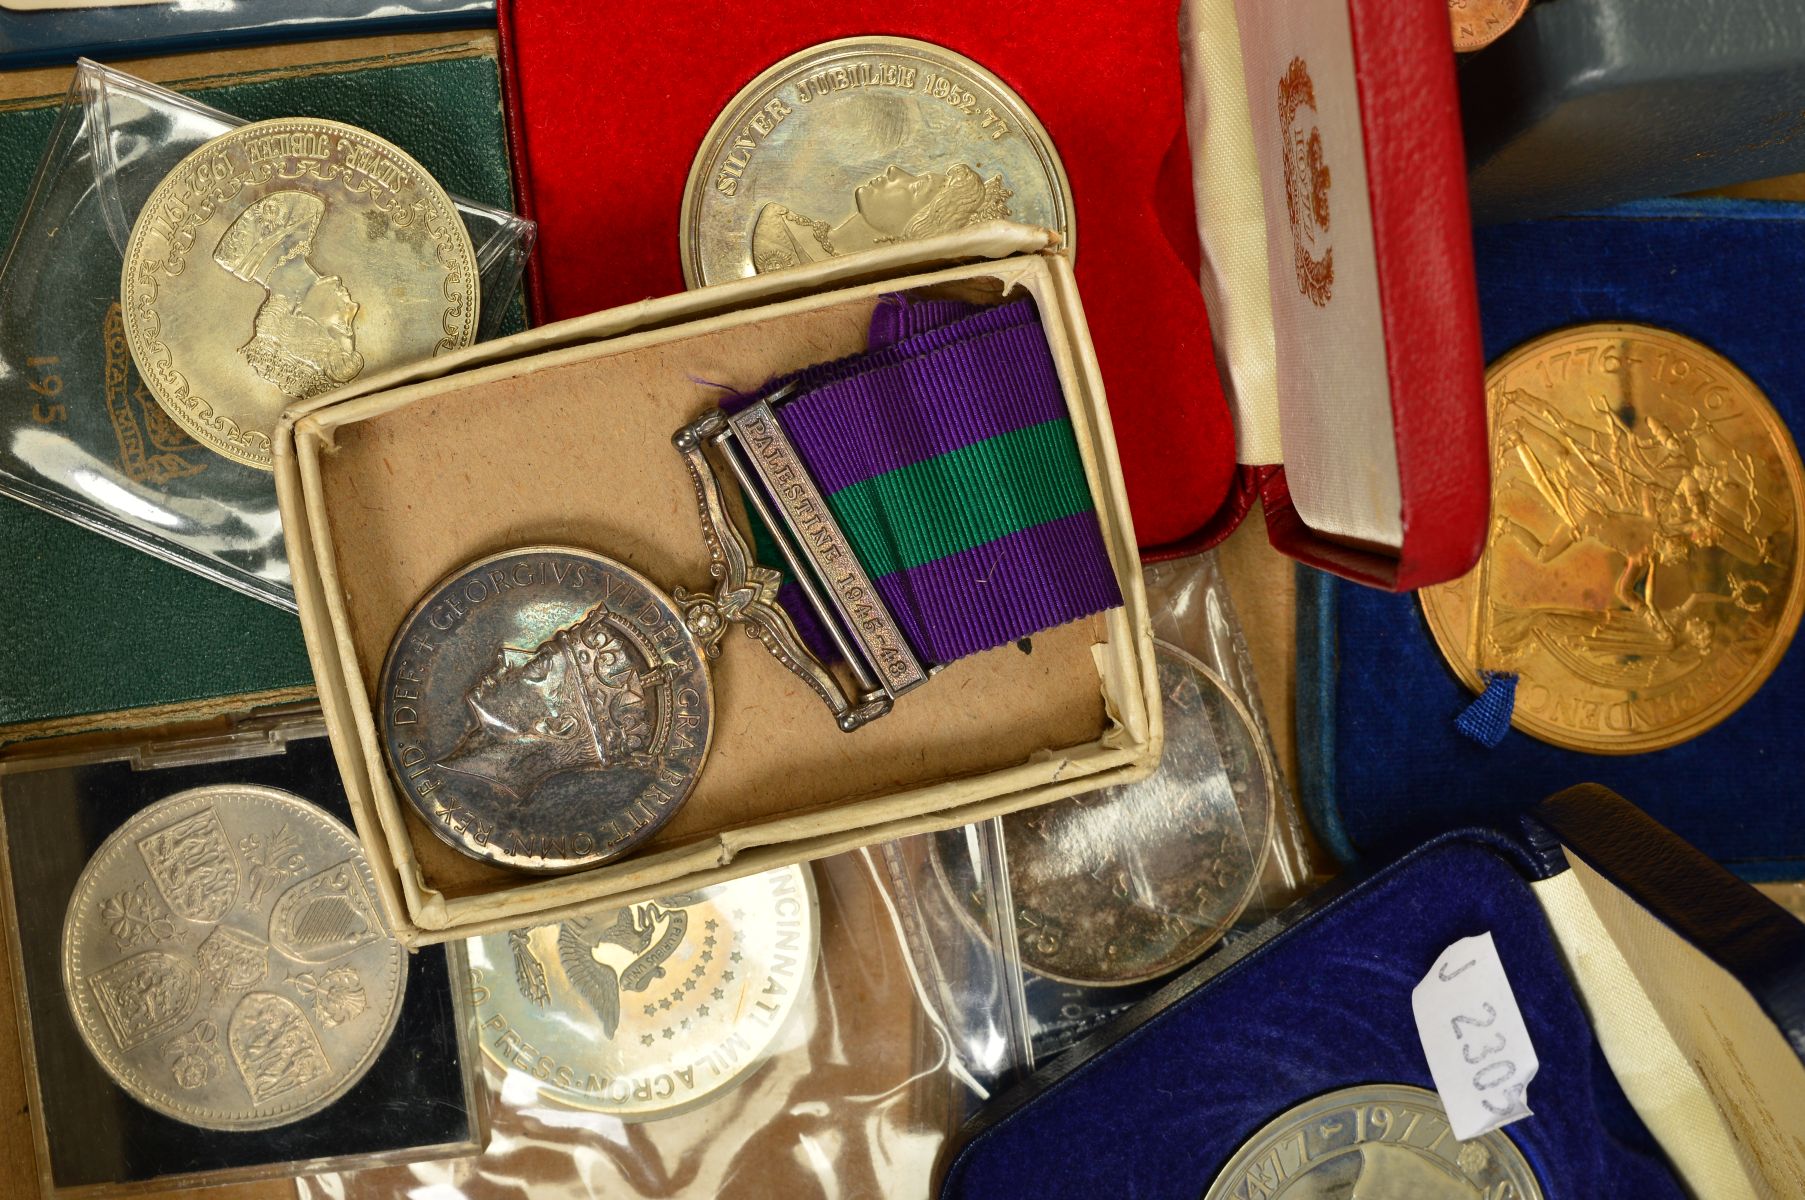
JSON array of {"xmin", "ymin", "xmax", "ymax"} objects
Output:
[
  {"xmin": 498, "ymin": 603, "xmax": 671, "ymax": 767},
  {"xmin": 213, "ymin": 191, "xmax": 324, "ymax": 287}
]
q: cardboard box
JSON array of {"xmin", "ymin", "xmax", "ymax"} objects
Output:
[{"xmin": 275, "ymin": 225, "xmax": 1158, "ymax": 946}]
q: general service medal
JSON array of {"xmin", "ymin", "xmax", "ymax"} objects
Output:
[
  {"xmin": 1422, "ymin": 324, "xmax": 1805, "ymax": 754},
  {"xmin": 466, "ymin": 864, "xmax": 817, "ymax": 1120},
  {"xmin": 121, "ymin": 118, "xmax": 479, "ymax": 470},
  {"xmin": 934, "ymin": 641, "xmax": 1276, "ymax": 987},
  {"xmin": 378, "ymin": 548, "xmax": 716, "ymax": 873},
  {"xmin": 61, "ymin": 785, "xmax": 407, "ymax": 1131},
  {"xmin": 1204, "ymin": 1084, "xmax": 1543, "ymax": 1199},
  {"xmin": 681, "ymin": 36, "xmax": 1074, "ymax": 287}
]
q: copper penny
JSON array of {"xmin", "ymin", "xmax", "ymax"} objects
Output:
[{"xmin": 1449, "ymin": 0, "xmax": 1531, "ymax": 53}]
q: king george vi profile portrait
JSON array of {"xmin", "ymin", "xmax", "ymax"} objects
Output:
[
  {"xmin": 750, "ymin": 161, "xmax": 1012, "ymax": 272},
  {"xmin": 437, "ymin": 601, "xmax": 673, "ymax": 804},
  {"xmin": 212, "ymin": 190, "xmax": 364, "ymax": 401}
]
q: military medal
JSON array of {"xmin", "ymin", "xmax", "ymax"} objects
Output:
[
  {"xmin": 379, "ymin": 294, "xmax": 1123, "ymax": 871},
  {"xmin": 1422, "ymin": 324, "xmax": 1805, "ymax": 753},
  {"xmin": 379, "ymin": 549, "xmax": 716, "ymax": 872},
  {"xmin": 681, "ymin": 36, "xmax": 1073, "ymax": 286},
  {"xmin": 932, "ymin": 641, "xmax": 1274, "ymax": 986},
  {"xmin": 121, "ymin": 118, "xmax": 479, "ymax": 470},
  {"xmin": 61, "ymin": 785, "xmax": 407, "ymax": 1131},
  {"xmin": 1204, "ymin": 1085, "xmax": 1544, "ymax": 1199},
  {"xmin": 465, "ymin": 865, "xmax": 817, "ymax": 1120}
]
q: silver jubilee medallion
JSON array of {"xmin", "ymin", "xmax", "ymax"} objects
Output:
[
  {"xmin": 1203, "ymin": 1084, "xmax": 1544, "ymax": 1199},
  {"xmin": 61, "ymin": 785, "xmax": 407, "ymax": 1131}
]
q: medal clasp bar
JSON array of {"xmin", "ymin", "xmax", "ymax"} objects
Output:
[{"xmin": 674, "ymin": 395, "xmax": 928, "ymax": 733}]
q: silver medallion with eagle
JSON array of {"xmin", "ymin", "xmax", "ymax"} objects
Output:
[{"xmin": 464, "ymin": 864, "xmax": 818, "ymax": 1120}]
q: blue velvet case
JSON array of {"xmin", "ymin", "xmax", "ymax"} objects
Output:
[
  {"xmin": 1298, "ymin": 198, "xmax": 1805, "ymax": 878},
  {"xmin": 938, "ymin": 788, "xmax": 1805, "ymax": 1199}
]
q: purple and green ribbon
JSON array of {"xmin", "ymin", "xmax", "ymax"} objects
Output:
[{"xmin": 734, "ymin": 293, "xmax": 1121, "ymax": 666}]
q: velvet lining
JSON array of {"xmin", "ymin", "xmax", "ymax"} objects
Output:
[
  {"xmin": 1303, "ymin": 200, "xmax": 1805, "ymax": 878},
  {"xmin": 497, "ymin": 1, "xmax": 1233, "ymax": 550},
  {"xmin": 939, "ymin": 836, "xmax": 1681, "ymax": 1198}
]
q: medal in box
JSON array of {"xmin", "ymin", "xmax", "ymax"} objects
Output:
[
  {"xmin": 940, "ymin": 785, "xmax": 1805, "ymax": 1199},
  {"xmin": 276, "ymin": 227, "xmax": 1158, "ymax": 944},
  {"xmin": 1302, "ymin": 198, "xmax": 1805, "ymax": 877}
]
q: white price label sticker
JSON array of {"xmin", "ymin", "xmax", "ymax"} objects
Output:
[{"xmin": 1411, "ymin": 932, "xmax": 1539, "ymax": 1141}]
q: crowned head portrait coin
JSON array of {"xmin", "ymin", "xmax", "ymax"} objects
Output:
[
  {"xmin": 681, "ymin": 36, "xmax": 1073, "ymax": 287},
  {"xmin": 120, "ymin": 118, "xmax": 480, "ymax": 470},
  {"xmin": 61, "ymin": 785, "xmax": 407, "ymax": 1131},
  {"xmin": 378, "ymin": 547, "xmax": 716, "ymax": 872}
]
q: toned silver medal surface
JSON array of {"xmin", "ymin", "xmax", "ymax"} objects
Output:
[
  {"xmin": 934, "ymin": 641, "xmax": 1275, "ymax": 986},
  {"xmin": 1203, "ymin": 1084, "xmax": 1544, "ymax": 1199},
  {"xmin": 121, "ymin": 117, "xmax": 480, "ymax": 470},
  {"xmin": 378, "ymin": 547, "xmax": 716, "ymax": 872},
  {"xmin": 681, "ymin": 36, "xmax": 1074, "ymax": 287},
  {"xmin": 60, "ymin": 785, "xmax": 407, "ymax": 1131},
  {"xmin": 466, "ymin": 864, "xmax": 818, "ymax": 1119}
]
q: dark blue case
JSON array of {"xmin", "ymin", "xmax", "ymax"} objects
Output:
[
  {"xmin": 0, "ymin": 0, "xmax": 493, "ymax": 71},
  {"xmin": 1299, "ymin": 198, "xmax": 1805, "ymax": 879},
  {"xmin": 937, "ymin": 787, "xmax": 1805, "ymax": 1199}
]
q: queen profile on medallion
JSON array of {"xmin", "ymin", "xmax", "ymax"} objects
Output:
[
  {"xmin": 212, "ymin": 190, "xmax": 364, "ymax": 401},
  {"xmin": 436, "ymin": 601, "xmax": 674, "ymax": 805},
  {"xmin": 1281, "ymin": 1143, "xmax": 1481, "ymax": 1200},
  {"xmin": 749, "ymin": 161, "xmax": 1013, "ymax": 272}
]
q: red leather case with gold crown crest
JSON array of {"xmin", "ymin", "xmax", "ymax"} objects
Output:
[{"xmin": 495, "ymin": 0, "xmax": 1489, "ymax": 589}]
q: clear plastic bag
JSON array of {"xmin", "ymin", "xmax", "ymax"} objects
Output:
[
  {"xmin": 0, "ymin": 60, "xmax": 534, "ymax": 610},
  {"xmin": 300, "ymin": 849, "xmax": 992, "ymax": 1200},
  {"xmin": 880, "ymin": 551, "xmax": 1315, "ymax": 1071}
]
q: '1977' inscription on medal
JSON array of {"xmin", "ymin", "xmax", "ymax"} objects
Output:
[
  {"xmin": 1203, "ymin": 1085, "xmax": 1544, "ymax": 1200},
  {"xmin": 380, "ymin": 548, "xmax": 715, "ymax": 872}
]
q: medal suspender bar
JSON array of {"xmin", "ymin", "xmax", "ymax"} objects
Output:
[{"xmin": 676, "ymin": 295, "xmax": 1122, "ymax": 731}]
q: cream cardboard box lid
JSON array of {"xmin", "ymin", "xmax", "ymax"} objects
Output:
[{"xmin": 274, "ymin": 224, "xmax": 1158, "ymax": 946}]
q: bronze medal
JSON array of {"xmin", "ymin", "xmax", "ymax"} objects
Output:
[{"xmin": 1422, "ymin": 324, "xmax": 1805, "ymax": 753}]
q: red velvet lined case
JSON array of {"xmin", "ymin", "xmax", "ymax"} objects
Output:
[{"xmin": 496, "ymin": 0, "xmax": 1487, "ymax": 589}]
